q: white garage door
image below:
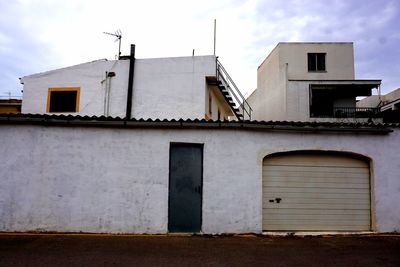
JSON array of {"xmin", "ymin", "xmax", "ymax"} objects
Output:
[{"xmin": 263, "ymin": 153, "xmax": 371, "ymax": 231}]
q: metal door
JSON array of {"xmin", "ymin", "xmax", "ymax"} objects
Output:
[{"xmin": 168, "ymin": 143, "xmax": 203, "ymax": 232}]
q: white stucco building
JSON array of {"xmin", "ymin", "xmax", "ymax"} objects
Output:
[
  {"xmin": 21, "ymin": 46, "xmax": 250, "ymax": 121},
  {"xmin": 1, "ymin": 42, "xmax": 399, "ymax": 235},
  {"xmin": 247, "ymin": 42, "xmax": 381, "ymax": 122}
]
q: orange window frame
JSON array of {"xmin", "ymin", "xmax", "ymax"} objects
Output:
[{"xmin": 46, "ymin": 87, "xmax": 80, "ymax": 113}]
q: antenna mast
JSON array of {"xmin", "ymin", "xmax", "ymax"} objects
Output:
[
  {"xmin": 213, "ymin": 19, "xmax": 216, "ymax": 56},
  {"xmin": 103, "ymin": 30, "xmax": 122, "ymax": 59}
]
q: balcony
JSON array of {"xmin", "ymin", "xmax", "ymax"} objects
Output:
[{"xmin": 308, "ymin": 80, "xmax": 381, "ymax": 120}]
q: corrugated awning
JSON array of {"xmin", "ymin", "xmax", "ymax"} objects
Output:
[{"xmin": 0, "ymin": 113, "xmax": 397, "ymax": 134}]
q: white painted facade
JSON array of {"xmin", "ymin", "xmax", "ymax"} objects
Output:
[
  {"xmin": 247, "ymin": 42, "xmax": 380, "ymax": 122},
  {"xmin": 21, "ymin": 56, "xmax": 233, "ymax": 120},
  {"xmin": 1, "ymin": 124, "xmax": 399, "ymax": 233},
  {"xmin": 21, "ymin": 59, "xmax": 129, "ymax": 117},
  {"xmin": 207, "ymin": 84, "xmax": 234, "ymax": 120}
]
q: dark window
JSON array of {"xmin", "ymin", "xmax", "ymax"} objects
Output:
[
  {"xmin": 308, "ymin": 53, "xmax": 326, "ymax": 71},
  {"xmin": 47, "ymin": 89, "xmax": 79, "ymax": 112},
  {"xmin": 208, "ymin": 92, "xmax": 212, "ymax": 115}
]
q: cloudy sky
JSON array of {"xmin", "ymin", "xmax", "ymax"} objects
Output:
[{"xmin": 0, "ymin": 0, "xmax": 399, "ymax": 98}]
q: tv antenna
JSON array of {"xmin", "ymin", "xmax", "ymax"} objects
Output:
[{"xmin": 103, "ymin": 30, "xmax": 122, "ymax": 59}]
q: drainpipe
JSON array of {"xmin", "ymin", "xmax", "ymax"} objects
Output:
[{"xmin": 126, "ymin": 44, "xmax": 135, "ymax": 119}]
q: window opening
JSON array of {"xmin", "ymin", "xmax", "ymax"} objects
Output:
[
  {"xmin": 308, "ymin": 53, "xmax": 326, "ymax": 72},
  {"xmin": 47, "ymin": 88, "xmax": 80, "ymax": 113}
]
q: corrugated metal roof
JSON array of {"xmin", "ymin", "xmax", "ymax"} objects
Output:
[{"xmin": 0, "ymin": 113, "xmax": 397, "ymax": 134}]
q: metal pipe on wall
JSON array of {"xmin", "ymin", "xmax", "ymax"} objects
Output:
[{"xmin": 126, "ymin": 44, "xmax": 136, "ymax": 119}]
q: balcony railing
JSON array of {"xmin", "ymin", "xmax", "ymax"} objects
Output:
[
  {"xmin": 333, "ymin": 107, "xmax": 380, "ymax": 118},
  {"xmin": 311, "ymin": 106, "xmax": 380, "ymax": 118}
]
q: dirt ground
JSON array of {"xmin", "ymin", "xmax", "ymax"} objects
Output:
[{"xmin": 0, "ymin": 234, "xmax": 399, "ymax": 266}]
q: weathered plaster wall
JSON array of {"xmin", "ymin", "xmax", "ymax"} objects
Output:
[
  {"xmin": 248, "ymin": 47, "xmax": 286, "ymax": 121},
  {"xmin": 133, "ymin": 56, "xmax": 215, "ymax": 120},
  {"xmin": 278, "ymin": 42, "xmax": 355, "ymax": 80},
  {"xmin": 286, "ymin": 81, "xmax": 309, "ymax": 121},
  {"xmin": 21, "ymin": 56, "xmax": 216, "ymax": 120},
  {"xmin": 0, "ymin": 125, "xmax": 399, "ymax": 233}
]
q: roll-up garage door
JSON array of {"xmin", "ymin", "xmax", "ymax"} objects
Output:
[{"xmin": 263, "ymin": 152, "xmax": 371, "ymax": 231}]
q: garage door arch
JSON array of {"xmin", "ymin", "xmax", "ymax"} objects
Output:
[{"xmin": 262, "ymin": 150, "xmax": 371, "ymax": 231}]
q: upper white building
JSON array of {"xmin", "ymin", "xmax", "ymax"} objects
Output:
[
  {"xmin": 21, "ymin": 45, "xmax": 250, "ymax": 121},
  {"xmin": 20, "ymin": 42, "xmax": 385, "ymax": 123},
  {"xmin": 247, "ymin": 42, "xmax": 381, "ymax": 122}
]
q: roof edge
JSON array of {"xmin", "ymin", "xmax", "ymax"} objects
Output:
[
  {"xmin": 288, "ymin": 79, "xmax": 381, "ymax": 82},
  {"xmin": 0, "ymin": 114, "xmax": 396, "ymax": 134},
  {"xmin": 278, "ymin": 42, "xmax": 353, "ymax": 45},
  {"xmin": 20, "ymin": 59, "xmax": 109, "ymax": 81}
]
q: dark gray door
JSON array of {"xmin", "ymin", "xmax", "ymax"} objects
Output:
[{"xmin": 168, "ymin": 143, "xmax": 203, "ymax": 233}]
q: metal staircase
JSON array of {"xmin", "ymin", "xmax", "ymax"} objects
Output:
[{"xmin": 208, "ymin": 58, "xmax": 252, "ymax": 121}]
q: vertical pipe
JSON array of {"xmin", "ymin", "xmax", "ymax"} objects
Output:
[
  {"xmin": 104, "ymin": 74, "xmax": 108, "ymax": 116},
  {"xmin": 107, "ymin": 78, "xmax": 112, "ymax": 116},
  {"xmin": 103, "ymin": 74, "xmax": 107, "ymax": 116},
  {"xmin": 126, "ymin": 44, "xmax": 135, "ymax": 119}
]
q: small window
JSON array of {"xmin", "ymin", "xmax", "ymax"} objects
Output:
[
  {"xmin": 308, "ymin": 53, "xmax": 326, "ymax": 72},
  {"xmin": 47, "ymin": 88, "xmax": 80, "ymax": 113}
]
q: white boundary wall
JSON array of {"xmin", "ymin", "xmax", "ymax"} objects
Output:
[{"xmin": 1, "ymin": 125, "xmax": 399, "ymax": 233}]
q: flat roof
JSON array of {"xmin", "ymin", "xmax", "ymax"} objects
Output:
[
  {"xmin": 20, "ymin": 55, "xmax": 216, "ymax": 81},
  {"xmin": 289, "ymin": 80, "xmax": 381, "ymax": 83},
  {"xmin": 278, "ymin": 42, "xmax": 353, "ymax": 45}
]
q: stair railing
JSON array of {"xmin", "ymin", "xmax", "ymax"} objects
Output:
[{"xmin": 216, "ymin": 58, "xmax": 252, "ymax": 120}]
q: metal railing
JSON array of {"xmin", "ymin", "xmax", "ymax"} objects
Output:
[
  {"xmin": 333, "ymin": 107, "xmax": 380, "ymax": 118},
  {"xmin": 216, "ymin": 59, "xmax": 252, "ymax": 120}
]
